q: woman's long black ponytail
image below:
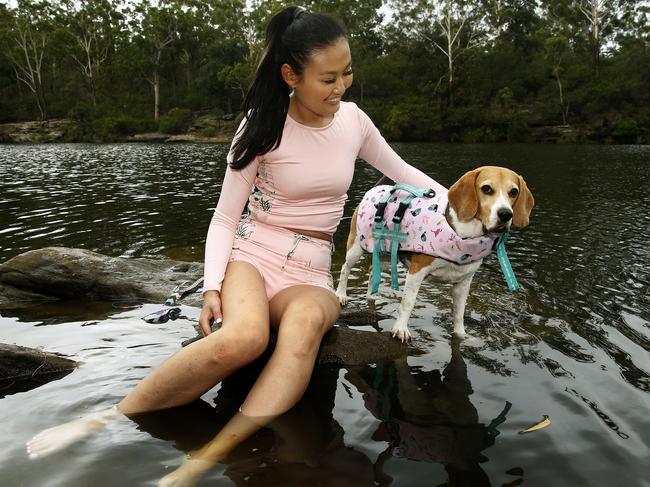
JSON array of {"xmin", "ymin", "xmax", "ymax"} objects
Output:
[{"xmin": 229, "ymin": 6, "xmax": 347, "ymax": 170}]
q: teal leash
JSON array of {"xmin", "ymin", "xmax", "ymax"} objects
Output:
[
  {"xmin": 487, "ymin": 400, "xmax": 513, "ymax": 437},
  {"xmin": 496, "ymin": 233, "xmax": 519, "ymax": 291}
]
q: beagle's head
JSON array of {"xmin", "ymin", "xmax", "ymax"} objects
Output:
[{"xmin": 447, "ymin": 166, "xmax": 534, "ymax": 235}]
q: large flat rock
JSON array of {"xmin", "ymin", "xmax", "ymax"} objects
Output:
[
  {"xmin": 0, "ymin": 247, "xmax": 203, "ymax": 307},
  {"xmin": 1, "ymin": 247, "xmax": 422, "ymax": 367}
]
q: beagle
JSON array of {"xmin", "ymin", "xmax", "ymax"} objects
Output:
[{"xmin": 336, "ymin": 166, "xmax": 534, "ymax": 342}]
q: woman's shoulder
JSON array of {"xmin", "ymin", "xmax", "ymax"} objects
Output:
[
  {"xmin": 339, "ymin": 101, "xmax": 373, "ymax": 133},
  {"xmin": 339, "ymin": 100, "xmax": 371, "ymax": 123},
  {"xmin": 340, "ymin": 100, "xmax": 361, "ymax": 115}
]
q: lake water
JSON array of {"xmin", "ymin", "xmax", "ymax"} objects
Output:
[{"xmin": 1, "ymin": 142, "xmax": 649, "ymax": 486}]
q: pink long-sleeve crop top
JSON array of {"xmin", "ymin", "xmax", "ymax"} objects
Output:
[{"xmin": 203, "ymin": 101, "xmax": 446, "ymax": 294}]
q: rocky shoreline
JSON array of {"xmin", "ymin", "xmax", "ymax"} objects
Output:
[
  {"xmin": 0, "ymin": 117, "xmax": 636, "ymax": 144},
  {"xmin": 0, "ymin": 113, "xmax": 236, "ymax": 144}
]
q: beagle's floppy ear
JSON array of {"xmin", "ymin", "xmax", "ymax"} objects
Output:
[
  {"xmin": 448, "ymin": 169, "xmax": 479, "ymax": 221},
  {"xmin": 512, "ymin": 175, "xmax": 535, "ymax": 228}
]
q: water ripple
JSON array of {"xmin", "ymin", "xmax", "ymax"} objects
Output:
[{"xmin": 1, "ymin": 142, "xmax": 649, "ymax": 486}]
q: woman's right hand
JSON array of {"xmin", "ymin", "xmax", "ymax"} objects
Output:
[{"xmin": 199, "ymin": 290, "xmax": 223, "ymax": 336}]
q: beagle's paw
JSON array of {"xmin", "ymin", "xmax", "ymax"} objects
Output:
[
  {"xmin": 391, "ymin": 324, "xmax": 412, "ymax": 343},
  {"xmin": 335, "ymin": 289, "xmax": 349, "ymax": 306},
  {"xmin": 452, "ymin": 329, "xmax": 467, "ymax": 340}
]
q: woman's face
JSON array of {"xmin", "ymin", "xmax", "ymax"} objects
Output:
[{"xmin": 284, "ymin": 37, "xmax": 354, "ymax": 123}]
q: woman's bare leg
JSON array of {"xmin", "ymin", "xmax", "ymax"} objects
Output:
[
  {"xmin": 27, "ymin": 262, "xmax": 269, "ymax": 459},
  {"xmin": 241, "ymin": 285, "xmax": 340, "ymax": 416},
  {"xmin": 159, "ymin": 285, "xmax": 340, "ymax": 486},
  {"xmin": 118, "ymin": 262, "xmax": 270, "ymax": 414}
]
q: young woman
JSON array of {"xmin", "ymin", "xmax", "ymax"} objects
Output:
[{"xmin": 27, "ymin": 6, "xmax": 445, "ymax": 484}]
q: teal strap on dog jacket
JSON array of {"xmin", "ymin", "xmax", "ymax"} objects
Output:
[
  {"xmin": 371, "ymin": 189, "xmax": 395, "ymax": 294},
  {"xmin": 496, "ymin": 233, "xmax": 519, "ymax": 291},
  {"xmin": 390, "ymin": 183, "xmax": 436, "ymax": 199}
]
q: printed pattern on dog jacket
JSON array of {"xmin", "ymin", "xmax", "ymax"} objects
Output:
[{"xmin": 356, "ymin": 185, "xmax": 496, "ymax": 264}]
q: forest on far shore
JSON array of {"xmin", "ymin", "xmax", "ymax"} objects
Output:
[{"xmin": 1, "ymin": 0, "xmax": 649, "ymax": 143}]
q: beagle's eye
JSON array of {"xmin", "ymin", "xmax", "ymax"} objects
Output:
[
  {"xmin": 481, "ymin": 185, "xmax": 493, "ymax": 195},
  {"xmin": 509, "ymin": 188, "xmax": 519, "ymax": 198}
]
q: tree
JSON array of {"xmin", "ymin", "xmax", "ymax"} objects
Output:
[
  {"xmin": 2, "ymin": 0, "xmax": 60, "ymax": 119},
  {"xmin": 130, "ymin": 0, "xmax": 179, "ymax": 120},
  {"xmin": 63, "ymin": 0, "xmax": 123, "ymax": 108},
  {"xmin": 177, "ymin": 0, "xmax": 248, "ymax": 111},
  {"xmin": 577, "ymin": 0, "xmax": 613, "ymax": 76},
  {"xmin": 544, "ymin": 34, "xmax": 571, "ymax": 124},
  {"xmin": 543, "ymin": 0, "xmax": 637, "ymax": 76},
  {"xmin": 389, "ymin": 0, "xmax": 486, "ymax": 107},
  {"xmin": 218, "ymin": 62, "xmax": 252, "ymax": 107}
]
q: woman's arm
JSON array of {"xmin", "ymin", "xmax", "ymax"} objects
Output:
[
  {"xmin": 356, "ymin": 105, "xmax": 446, "ymax": 194},
  {"xmin": 203, "ymin": 120, "xmax": 259, "ymax": 296}
]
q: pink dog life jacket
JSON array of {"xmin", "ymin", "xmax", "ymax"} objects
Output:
[{"xmin": 356, "ymin": 185, "xmax": 496, "ymax": 264}]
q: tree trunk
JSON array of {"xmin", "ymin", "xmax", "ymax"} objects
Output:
[
  {"xmin": 448, "ymin": 54, "xmax": 454, "ymax": 108},
  {"xmin": 554, "ymin": 68, "xmax": 567, "ymax": 125},
  {"xmin": 154, "ymin": 71, "xmax": 160, "ymax": 121},
  {"xmin": 35, "ymin": 94, "xmax": 46, "ymax": 120}
]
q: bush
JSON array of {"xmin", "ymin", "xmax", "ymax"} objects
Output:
[
  {"xmin": 611, "ymin": 117, "xmax": 640, "ymax": 143},
  {"xmin": 202, "ymin": 127, "xmax": 217, "ymax": 137},
  {"xmin": 159, "ymin": 107, "xmax": 193, "ymax": 134},
  {"xmin": 461, "ymin": 126, "xmax": 504, "ymax": 143},
  {"xmin": 93, "ymin": 115, "xmax": 156, "ymax": 141},
  {"xmin": 381, "ymin": 97, "xmax": 443, "ymax": 141}
]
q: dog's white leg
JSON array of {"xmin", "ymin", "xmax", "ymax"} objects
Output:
[
  {"xmin": 335, "ymin": 240, "xmax": 364, "ymax": 306},
  {"xmin": 451, "ymin": 275, "xmax": 474, "ymax": 339},
  {"xmin": 366, "ymin": 272, "xmax": 375, "ymax": 300},
  {"xmin": 391, "ymin": 267, "xmax": 428, "ymax": 343},
  {"xmin": 365, "ymin": 261, "xmax": 387, "ymax": 301}
]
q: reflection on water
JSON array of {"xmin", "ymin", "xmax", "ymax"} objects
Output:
[
  {"xmin": 345, "ymin": 338, "xmax": 505, "ymax": 486},
  {"xmin": 1, "ymin": 143, "xmax": 649, "ymax": 486}
]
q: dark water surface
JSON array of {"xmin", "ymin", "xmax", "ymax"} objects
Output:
[{"xmin": 1, "ymin": 143, "xmax": 649, "ymax": 486}]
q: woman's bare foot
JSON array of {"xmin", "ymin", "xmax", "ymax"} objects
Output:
[
  {"xmin": 26, "ymin": 406, "xmax": 123, "ymax": 459},
  {"xmin": 158, "ymin": 458, "xmax": 214, "ymax": 487},
  {"xmin": 158, "ymin": 411, "xmax": 272, "ymax": 486}
]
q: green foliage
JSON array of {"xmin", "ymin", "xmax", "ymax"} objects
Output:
[
  {"xmin": 381, "ymin": 97, "xmax": 443, "ymax": 141},
  {"xmin": 0, "ymin": 0, "xmax": 648, "ymax": 144},
  {"xmin": 94, "ymin": 115, "xmax": 157, "ymax": 140},
  {"xmin": 611, "ymin": 118, "xmax": 640, "ymax": 143},
  {"xmin": 201, "ymin": 127, "xmax": 217, "ymax": 137},
  {"xmin": 158, "ymin": 107, "xmax": 193, "ymax": 134}
]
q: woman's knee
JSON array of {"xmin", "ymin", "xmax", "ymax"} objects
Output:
[
  {"xmin": 279, "ymin": 303, "xmax": 333, "ymax": 353},
  {"xmin": 207, "ymin": 323, "xmax": 269, "ymax": 366}
]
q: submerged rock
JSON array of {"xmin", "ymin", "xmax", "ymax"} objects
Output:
[
  {"xmin": 318, "ymin": 326, "xmax": 422, "ymax": 365},
  {"xmin": 0, "ymin": 343, "xmax": 77, "ymax": 397},
  {"xmin": 0, "ymin": 283, "xmax": 57, "ymax": 307}
]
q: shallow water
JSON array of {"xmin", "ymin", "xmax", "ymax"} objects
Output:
[{"xmin": 1, "ymin": 142, "xmax": 649, "ymax": 486}]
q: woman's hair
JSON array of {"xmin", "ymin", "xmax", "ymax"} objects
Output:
[{"xmin": 230, "ymin": 6, "xmax": 347, "ymax": 170}]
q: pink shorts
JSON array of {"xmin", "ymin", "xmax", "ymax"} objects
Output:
[{"xmin": 228, "ymin": 218, "xmax": 335, "ymax": 300}]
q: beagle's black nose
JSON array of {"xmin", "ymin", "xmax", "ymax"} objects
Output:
[{"xmin": 498, "ymin": 209, "xmax": 513, "ymax": 222}]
